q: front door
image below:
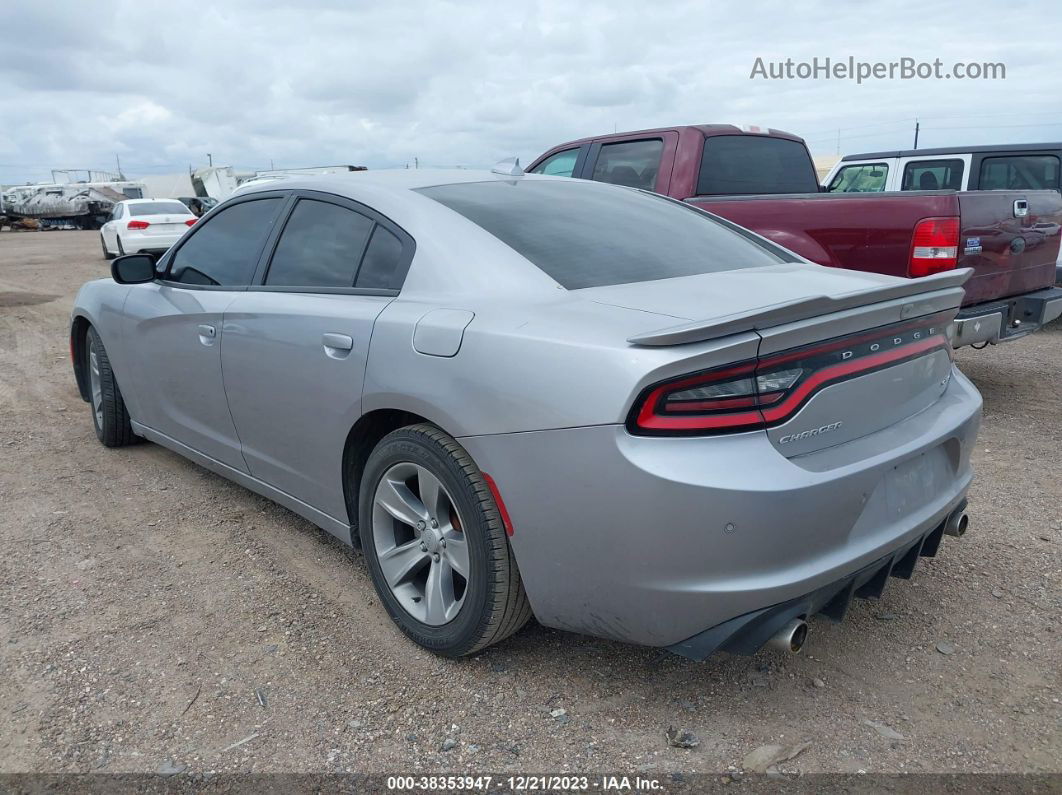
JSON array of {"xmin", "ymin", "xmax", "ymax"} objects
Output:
[{"xmin": 121, "ymin": 193, "xmax": 288, "ymax": 470}]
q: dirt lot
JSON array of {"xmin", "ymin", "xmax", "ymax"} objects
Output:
[{"xmin": 0, "ymin": 230, "xmax": 1059, "ymax": 778}]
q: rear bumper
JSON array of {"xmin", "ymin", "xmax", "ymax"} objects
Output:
[
  {"xmin": 459, "ymin": 367, "xmax": 982, "ymax": 649},
  {"xmin": 669, "ymin": 502, "xmax": 965, "ymax": 659},
  {"xmin": 951, "ymin": 286, "xmax": 1062, "ymax": 347},
  {"xmin": 123, "ymin": 230, "xmax": 183, "ymax": 255}
]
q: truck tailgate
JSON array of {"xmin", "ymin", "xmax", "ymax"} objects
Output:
[{"xmin": 957, "ymin": 189, "xmax": 1062, "ymax": 304}]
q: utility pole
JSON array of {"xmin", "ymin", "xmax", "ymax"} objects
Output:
[
  {"xmin": 414, "ymin": 156, "xmax": 419, "ymax": 169},
  {"xmin": 207, "ymin": 153, "xmax": 213, "ymax": 167},
  {"xmin": 115, "ymin": 154, "xmax": 124, "ymax": 180},
  {"xmin": 913, "ymin": 119, "xmax": 919, "ymax": 150},
  {"xmin": 836, "ymin": 129, "xmax": 841, "ymax": 155}
]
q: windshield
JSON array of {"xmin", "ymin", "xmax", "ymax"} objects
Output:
[
  {"xmin": 416, "ymin": 179, "xmax": 792, "ymax": 290},
  {"xmin": 128, "ymin": 201, "xmax": 191, "ymax": 217}
]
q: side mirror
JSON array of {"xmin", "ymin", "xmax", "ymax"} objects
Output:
[{"xmin": 111, "ymin": 254, "xmax": 157, "ymax": 285}]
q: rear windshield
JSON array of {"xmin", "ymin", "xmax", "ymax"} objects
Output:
[
  {"xmin": 697, "ymin": 135, "xmax": 818, "ymax": 196},
  {"xmin": 416, "ymin": 180, "xmax": 791, "ymax": 289},
  {"xmin": 128, "ymin": 201, "xmax": 190, "ymax": 217}
]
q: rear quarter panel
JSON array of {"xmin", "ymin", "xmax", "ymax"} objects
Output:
[{"xmin": 690, "ymin": 192, "xmax": 958, "ymax": 276}]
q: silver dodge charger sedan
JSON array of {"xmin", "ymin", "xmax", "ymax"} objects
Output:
[{"xmin": 70, "ymin": 167, "xmax": 981, "ymax": 658}]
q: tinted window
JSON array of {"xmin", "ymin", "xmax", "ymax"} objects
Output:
[
  {"xmin": 356, "ymin": 225, "xmax": 404, "ymax": 289},
  {"xmin": 697, "ymin": 135, "xmax": 818, "ymax": 195},
  {"xmin": 266, "ymin": 199, "xmax": 373, "ymax": 288},
  {"xmin": 129, "ymin": 201, "xmax": 193, "ymax": 216},
  {"xmin": 531, "ymin": 149, "xmax": 580, "ymax": 177},
  {"xmin": 827, "ymin": 163, "xmax": 889, "ymax": 193},
  {"xmin": 591, "ymin": 139, "xmax": 662, "ymax": 190},
  {"xmin": 168, "ymin": 198, "xmax": 281, "ymax": 286},
  {"xmin": 902, "ymin": 159, "xmax": 964, "ymax": 190},
  {"xmin": 979, "ymin": 155, "xmax": 1060, "ymax": 190},
  {"xmin": 417, "ymin": 180, "xmax": 789, "ymax": 290}
]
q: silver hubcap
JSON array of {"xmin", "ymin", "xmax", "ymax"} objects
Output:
[
  {"xmin": 88, "ymin": 339, "xmax": 103, "ymax": 428},
  {"xmin": 371, "ymin": 463, "xmax": 469, "ymax": 626}
]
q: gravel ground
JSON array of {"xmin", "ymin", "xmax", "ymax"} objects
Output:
[{"xmin": 0, "ymin": 230, "xmax": 1059, "ymax": 777}]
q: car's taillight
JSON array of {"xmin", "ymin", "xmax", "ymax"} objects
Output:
[
  {"xmin": 185, "ymin": 218, "xmax": 197, "ymax": 226},
  {"xmin": 127, "ymin": 219, "xmax": 150, "ymax": 230},
  {"xmin": 909, "ymin": 217, "xmax": 959, "ymax": 278},
  {"xmin": 627, "ymin": 311, "xmax": 954, "ymax": 436}
]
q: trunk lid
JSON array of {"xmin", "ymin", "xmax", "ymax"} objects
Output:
[{"xmin": 610, "ymin": 263, "xmax": 968, "ymax": 456}]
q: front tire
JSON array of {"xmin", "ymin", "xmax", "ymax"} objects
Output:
[
  {"xmin": 86, "ymin": 327, "xmax": 137, "ymax": 447},
  {"xmin": 359, "ymin": 424, "xmax": 531, "ymax": 656}
]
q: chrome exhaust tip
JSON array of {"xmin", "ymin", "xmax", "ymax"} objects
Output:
[
  {"xmin": 944, "ymin": 511, "xmax": 969, "ymax": 538},
  {"xmin": 767, "ymin": 618, "xmax": 808, "ymax": 654}
]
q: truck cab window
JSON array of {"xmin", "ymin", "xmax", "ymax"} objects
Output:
[
  {"xmin": 590, "ymin": 140, "xmax": 663, "ymax": 191},
  {"xmin": 827, "ymin": 164, "xmax": 889, "ymax": 193},
  {"xmin": 531, "ymin": 149, "xmax": 580, "ymax": 178}
]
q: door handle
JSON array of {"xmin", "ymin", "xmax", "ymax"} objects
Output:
[
  {"xmin": 197, "ymin": 324, "xmax": 216, "ymax": 338},
  {"xmin": 1013, "ymin": 199, "xmax": 1029, "ymax": 218},
  {"xmin": 322, "ymin": 333, "xmax": 354, "ymax": 352}
]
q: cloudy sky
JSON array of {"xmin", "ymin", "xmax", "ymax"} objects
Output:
[{"xmin": 2, "ymin": 0, "xmax": 1061, "ymax": 184}]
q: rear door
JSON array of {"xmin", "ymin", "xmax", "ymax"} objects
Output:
[
  {"xmin": 221, "ymin": 192, "xmax": 412, "ymax": 522},
  {"xmin": 121, "ymin": 193, "xmax": 288, "ymax": 469}
]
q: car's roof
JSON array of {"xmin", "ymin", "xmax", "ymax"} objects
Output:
[
  {"xmin": 234, "ymin": 168, "xmax": 568, "ymax": 199},
  {"xmin": 841, "ymin": 142, "xmax": 1062, "ymax": 161},
  {"xmin": 120, "ymin": 197, "xmax": 191, "ymax": 205}
]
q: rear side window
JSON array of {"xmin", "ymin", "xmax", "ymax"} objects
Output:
[
  {"xmin": 417, "ymin": 180, "xmax": 790, "ymax": 290},
  {"xmin": 979, "ymin": 155, "xmax": 1060, "ymax": 190},
  {"xmin": 266, "ymin": 199, "xmax": 374, "ymax": 287},
  {"xmin": 697, "ymin": 135, "xmax": 818, "ymax": 195},
  {"xmin": 591, "ymin": 139, "xmax": 662, "ymax": 190},
  {"xmin": 902, "ymin": 159, "xmax": 964, "ymax": 191},
  {"xmin": 355, "ymin": 226, "xmax": 404, "ymax": 289},
  {"xmin": 168, "ymin": 198, "xmax": 281, "ymax": 287},
  {"xmin": 827, "ymin": 163, "xmax": 889, "ymax": 193},
  {"xmin": 531, "ymin": 149, "xmax": 580, "ymax": 177},
  {"xmin": 128, "ymin": 201, "xmax": 192, "ymax": 216}
]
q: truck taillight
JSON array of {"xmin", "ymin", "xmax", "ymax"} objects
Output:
[
  {"xmin": 909, "ymin": 217, "xmax": 959, "ymax": 278},
  {"xmin": 127, "ymin": 220, "xmax": 150, "ymax": 230},
  {"xmin": 627, "ymin": 312, "xmax": 954, "ymax": 436}
]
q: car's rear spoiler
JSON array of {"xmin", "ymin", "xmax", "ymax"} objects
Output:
[{"xmin": 627, "ymin": 268, "xmax": 972, "ymax": 347}]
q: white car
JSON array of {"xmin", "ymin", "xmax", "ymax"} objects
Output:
[{"xmin": 100, "ymin": 199, "xmax": 198, "ymax": 260}]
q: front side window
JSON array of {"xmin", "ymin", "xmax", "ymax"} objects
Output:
[
  {"xmin": 590, "ymin": 139, "xmax": 663, "ymax": 190},
  {"xmin": 531, "ymin": 148, "xmax": 580, "ymax": 177},
  {"xmin": 901, "ymin": 159, "xmax": 964, "ymax": 191},
  {"xmin": 827, "ymin": 163, "xmax": 889, "ymax": 193},
  {"xmin": 417, "ymin": 180, "xmax": 790, "ymax": 290},
  {"xmin": 265, "ymin": 199, "xmax": 373, "ymax": 288},
  {"xmin": 697, "ymin": 135, "xmax": 819, "ymax": 195},
  {"xmin": 168, "ymin": 198, "xmax": 281, "ymax": 287},
  {"xmin": 979, "ymin": 155, "xmax": 1060, "ymax": 190}
]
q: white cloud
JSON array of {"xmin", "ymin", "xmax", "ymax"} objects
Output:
[{"xmin": 1, "ymin": 0, "xmax": 1061, "ymax": 183}]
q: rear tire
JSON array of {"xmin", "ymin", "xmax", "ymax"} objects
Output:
[
  {"xmin": 86, "ymin": 326, "xmax": 137, "ymax": 447},
  {"xmin": 101, "ymin": 234, "xmax": 115, "ymax": 260},
  {"xmin": 116, "ymin": 236, "xmax": 125, "ymax": 256},
  {"xmin": 359, "ymin": 424, "xmax": 531, "ymax": 656}
]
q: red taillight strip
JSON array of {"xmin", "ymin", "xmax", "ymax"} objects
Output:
[
  {"xmin": 482, "ymin": 472, "xmax": 514, "ymax": 537},
  {"xmin": 759, "ymin": 334, "xmax": 949, "ymax": 423}
]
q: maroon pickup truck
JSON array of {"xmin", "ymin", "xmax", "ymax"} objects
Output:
[{"xmin": 529, "ymin": 125, "xmax": 1062, "ymax": 348}]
